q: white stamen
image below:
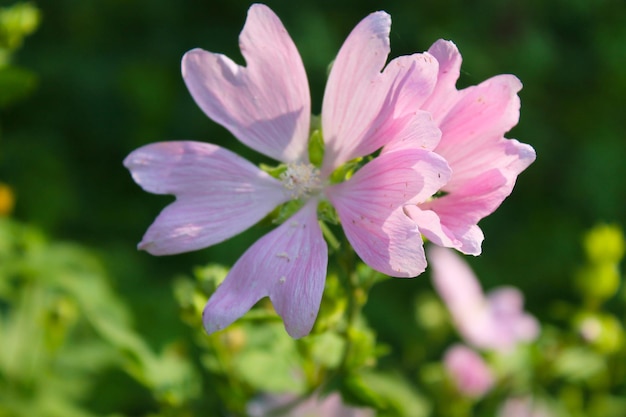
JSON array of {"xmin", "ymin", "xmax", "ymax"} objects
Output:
[{"xmin": 280, "ymin": 162, "xmax": 321, "ymax": 199}]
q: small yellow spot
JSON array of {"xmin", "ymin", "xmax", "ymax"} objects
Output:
[{"xmin": 0, "ymin": 183, "xmax": 15, "ymax": 216}]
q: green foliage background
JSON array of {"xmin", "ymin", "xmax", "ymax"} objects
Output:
[{"xmin": 1, "ymin": 0, "xmax": 625, "ymax": 416}]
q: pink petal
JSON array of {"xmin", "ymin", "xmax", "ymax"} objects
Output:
[
  {"xmin": 498, "ymin": 397, "xmax": 554, "ymax": 417},
  {"xmin": 249, "ymin": 393, "xmax": 374, "ymax": 417},
  {"xmin": 404, "ymin": 206, "xmax": 468, "ymax": 250},
  {"xmin": 321, "ymin": 13, "xmax": 440, "ymax": 174},
  {"xmin": 424, "ymin": 40, "xmax": 535, "ymax": 190},
  {"xmin": 124, "ymin": 141, "xmax": 287, "ymax": 255},
  {"xmin": 326, "ymin": 150, "xmax": 450, "ymax": 277},
  {"xmin": 422, "ymin": 40, "xmax": 463, "ymax": 124},
  {"xmin": 487, "ymin": 287, "xmax": 540, "ymax": 344},
  {"xmin": 182, "ymin": 4, "xmax": 310, "ymax": 163},
  {"xmin": 379, "ymin": 110, "xmax": 442, "ymax": 154},
  {"xmin": 443, "ymin": 344, "xmax": 494, "ymax": 398},
  {"xmin": 388, "ymin": 53, "xmax": 441, "ymax": 116},
  {"xmin": 416, "ymin": 169, "xmax": 507, "ymax": 255},
  {"xmin": 402, "ymin": 42, "xmax": 535, "ymax": 256},
  {"xmin": 428, "ymin": 247, "xmax": 539, "ymax": 351},
  {"xmin": 433, "ymin": 74, "xmax": 524, "ymax": 186},
  {"xmin": 202, "ymin": 201, "xmax": 327, "ymax": 338},
  {"xmin": 427, "ymin": 246, "xmax": 485, "ymax": 315},
  {"xmin": 418, "ymin": 143, "xmax": 534, "ymax": 255}
]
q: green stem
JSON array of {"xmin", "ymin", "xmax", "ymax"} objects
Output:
[{"xmin": 337, "ymin": 244, "xmax": 361, "ymax": 373}]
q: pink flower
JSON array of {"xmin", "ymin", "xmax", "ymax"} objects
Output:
[
  {"xmin": 443, "ymin": 344, "xmax": 494, "ymax": 398},
  {"xmin": 497, "ymin": 397, "xmax": 554, "ymax": 417},
  {"xmin": 124, "ymin": 5, "xmax": 450, "ymax": 338},
  {"xmin": 394, "ymin": 40, "xmax": 536, "ymax": 255},
  {"xmin": 428, "ymin": 246, "xmax": 539, "ymax": 352},
  {"xmin": 247, "ymin": 392, "xmax": 374, "ymax": 417}
]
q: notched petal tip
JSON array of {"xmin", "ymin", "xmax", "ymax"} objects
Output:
[{"xmin": 180, "ymin": 4, "xmax": 311, "ymax": 163}]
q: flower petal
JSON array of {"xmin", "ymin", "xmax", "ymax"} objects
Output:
[
  {"xmin": 411, "ymin": 42, "xmax": 535, "ymax": 255},
  {"xmin": 422, "ymin": 39, "xmax": 463, "ymax": 124},
  {"xmin": 321, "ymin": 13, "xmax": 440, "ymax": 174},
  {"xmin": 182, "ymin": 4, "xmax": 310, "ymax": 163},
  {"xmin": 322, "ymin": 12, "xmax": 438, "ymax": 175},
  {"xmin": 414, "ymin": 169, "xmax": 507, "ymax": 255},
  {"xmin": 320, "ymin": 11, "xmax": 389, "ymax": 172},
  {"xmin": 202, "ymin": 201, "xmax": 327, "ymax": 338},
  {"xmin": 487, "ymin": 287, "xmax": 540, "ymax": 344},
  {"xmin": 443, "ymin": 344, "xmax": 494, "ymax": 398},
  {"xmin": 429, "ymin": 247, "xmax": 539, "ymax": 351},
  {"xmin": 379, "ymin": 110, "xmax": 442, "ymax": 154},
  {"xmin": 427, "ymin": 246, "xmax": 485, "ymax": 315},
  {"xmin": 326, "ymin": 150, "xmax": 450, "ymax": 277},
  {"xmin": 404, "ymin": 205, "xmax": 465, "ymax": 250},
  {"xmin": 431, "ymin": 74, "xmax": 525, "ymax": 185},
  {"xmin": 124, "ymin": 141, "xmax": 287, "ymax": 255}
]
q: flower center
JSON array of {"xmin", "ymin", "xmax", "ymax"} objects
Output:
[{"xmin": 280, "ymin": 162, "xmax": 321, "ymax": 199}]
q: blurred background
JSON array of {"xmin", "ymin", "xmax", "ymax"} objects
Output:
[{"xmin": 1, "ymin": 0, "xmax": 625, "ymax": 416}]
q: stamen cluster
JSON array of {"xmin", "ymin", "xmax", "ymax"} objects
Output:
[{"xmin": 280, "ymin": 162, "xmax": 321, "ymax": 199}]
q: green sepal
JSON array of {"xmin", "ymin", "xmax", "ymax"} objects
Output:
[
  {"xmin": 330, "ymin": 156, "xmax": 369, "ymax": 184},
  {"xmin": 273, "ymin": 199, "xmax": 305, "ymax": 225},
  {"xmin": 308, "ymin": 128, "xmax": 325, "ymax": 168},
  {"xmin": 259, "ymin": 162, "xmax": 287, "ymax": 179},
  {"xmin": 317, "ymin": 199, "xmax": 339, "ymax": 225}
]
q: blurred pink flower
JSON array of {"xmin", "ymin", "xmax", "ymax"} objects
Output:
[
  {"xmin": 443, "ymin": 344, "xmax": 494, "ymax": 398},
  {"xmin": 125, "ymin": 5, "xmax": 450, "ymax": 338},
  {"xmin": 394, "ymin": 40, "xmax": 535, "ymax": 255},
  {"xmin": 497, "ymin": 396, "xmax": 554, "ymax": 417},
  {"xmin": 428, "ymin": 246, "xmax": 539, "ymax": 352},
  {"xmin": 248, "ymin": 392, "xmax": 374, "ymax": 417}
]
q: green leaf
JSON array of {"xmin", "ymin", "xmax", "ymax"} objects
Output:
[
  {"xmin": 0, "ymin": 2, "xmax": 41, "ymax": 53},
  {"xmin": 230, "ymin": 322, "xmax": 305, "ymax": 393},
  {"xmin": 339, "ymin": 372, "xmax": 387, "ymax": 409},
  {"xmin": 359, "ymin": 371, "xmax": 431, "ymax": 417},
  {"xmin": 302, "ymin": 331, "xmax": 346, "ymax": 368},
  {"xmin": 552, "ymin": 346, "xmax": 606, "ymax": 382}
]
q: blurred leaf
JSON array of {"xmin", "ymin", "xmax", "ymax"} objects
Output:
[
  {"xmin": 583, "ymin": 224, "xmax": 625, "ymax": 264},
  {"xmin": 342, "ymin": 372, "xmax": 430, "ymax": 417},
  {"xmin": 0, "ymin": 1, "xmax": 40, "ymax": 55},
  {"xmin": 0, "ymin": 65, "xmax": 37, "ymax": 107},
  {"xmin": 242, "ymin": 323, "xmax": 304, "ymax": 391},
  {"xmin": 302, "ymin": 331, "xmax": 345, "ymax": 368},
  {"xmin": 233, "ymin": 349, "xmax": 304, "ymax": 393},
  {"xmin": 552, "ymin": 347, "xmax": 606, "ymax": 383},
  {"xmin": 193, "ymin": 263, "xmax": 229, "ymax": 295},
  {"xmin": 344, "ymin": 319, "xmax": 378, "ymax": 370},
  {"xmin": 0, "ymin": 218, "xmax": 198, "ymax": 414},
  {"xmin": 588, "ymin": 394, "xmax": 626, "ymax": 417}
]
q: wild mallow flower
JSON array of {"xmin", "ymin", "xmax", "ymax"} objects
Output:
[
  {"xmin": 497, "ymin": 396, "xmax": 554, "ymax": 417},
  {"xmin": 443, "ymin": 344, "xmax": 494, "ymax": 398},
  {"xmin": 428, "ymin": 246, "xmax": 539, "ymax": 352},
  {"xmin": 247, "ymin": 392, "xmax": 374, "ymax": 417},
  {"xmin": 389, "ymin": 40, "xmax": 536, "ymax": 255},
  {"xmin": 124, "ymin": 4, "xmax": 450, "ymax": 338}
]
